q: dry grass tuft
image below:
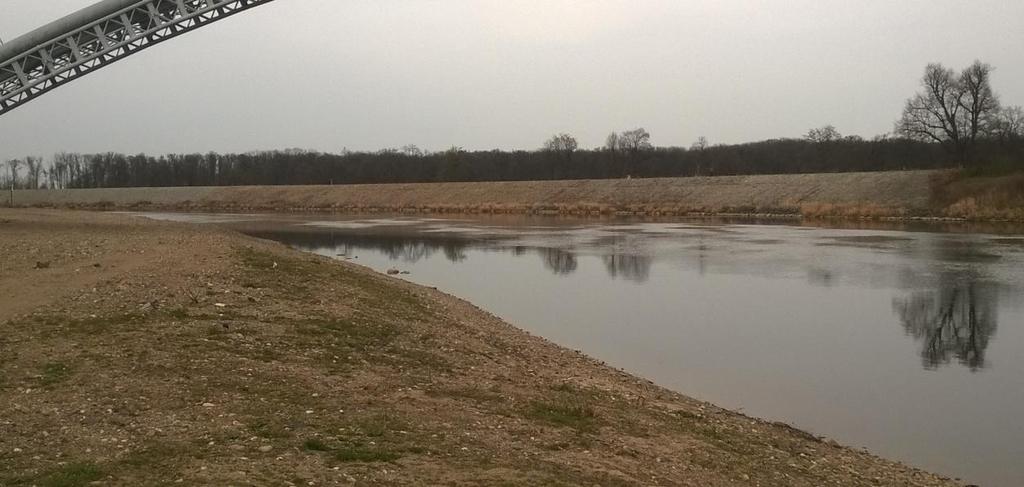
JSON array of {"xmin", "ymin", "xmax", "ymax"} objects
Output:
[
  {"xmin": 799, "ymin": 202, "xmax": 904, "ymax": 219},
  {"xmin": 933, "ymin": 171, "xmax": 1024, "ymax": 221}
]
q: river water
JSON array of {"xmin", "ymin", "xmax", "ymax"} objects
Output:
[{"xmin": 140, "ymin": 212, "xmax": 1024, "ymax": 486}]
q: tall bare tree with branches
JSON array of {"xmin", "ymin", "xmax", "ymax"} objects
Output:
[
  {"xmin": 992, "ymin": 106, "xmax": 1024, "ymax": 142},
  {"xmin": 805, "ymin": 125, "xmax": 842, "ymax": 143},
  {"xmin": 5, "ymin": 159, "xmax": 20, "ymax": 189},
  {"xmin": 896, "ymin": 61, "xmax": 1001, "ymax": 163},
  {"xmin": 24, "ymin": 156, "xmax": 43, "ymax": 189},
  {"xmin": 618, "ymin": 128, "xmax": 652, "ymax": 153},
  {"xmin": 543, "ymin": 133, "xmax": 579, "ymax": 154}
]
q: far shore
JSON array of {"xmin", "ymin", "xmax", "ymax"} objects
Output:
[{"xmin": 8, "ymin": 170, "xmax": 1023, "ymax": 223}]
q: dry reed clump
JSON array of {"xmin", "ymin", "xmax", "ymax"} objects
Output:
[
  {"xmin": 558, "ymin": 203, "xmax": 591, "ymax": 215},
  {"xmin": 944, "ymin": 197, "xmax": 1024, "ymax": 221},
  {"xmin": 799, "ymin": 202, "xmax": 904, "ymax": 219},
  {"xmin": 555, "ymin": 202, "xmax": 615, "ymax": 215},
  {"xmin": 936, "ymin": 172, "xmax": 1024, "ymax": 221}
]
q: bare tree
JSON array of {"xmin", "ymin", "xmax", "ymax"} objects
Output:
[
  {"xmin": 400, "ymin": 144, "xmax": 424, "ymax": 157},
  {"xmin": 24, "ymin": 156, "xmax": 43, "ymax": 189},
  {"xmin": 47, "ymin": 160, "xmax": 60, "ymax": 189},
  {"xmin": 688, "ymin": 137, "xmax": 710, "ymax": 176},
  {"xmin": 959, "ymin": 61, "xmax": 1000, "ymax": 142},
  {"xmin": 690, "ymin": 136, "xmax": 709, "ymax": 151},
  {"xmin": 805, "ymin": 125, "xmax": 842, "ymax": 143},
  {"xmin": 50, "ymin": 153, "xmax": 71, "ymax": 189},
  {"xmin": 896, "ymin": 61, "xmax": 1001, "ymax": 163},
  {"xmin": 618, "ymin": 128, "xmax": 652, "ymax": 153},
  {"xmin": 5, "ymin": 159, "xmax": 20, "ymax": 190},
  {"xmin": 992, "ymin": 105, "xmax": 1024, "ymax": 141},
  {"xmin": 605, "ymin": 132, "xmax": 620, "ymax": 153},
  {"xmin": 543, "ymin": 133, "xmax": 578, "ymax": 155}
]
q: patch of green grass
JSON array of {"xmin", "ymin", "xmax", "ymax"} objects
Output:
[
  {"xmin": 11, "ymin": 313, "xmax": 147, "ymax": 337},
  {"xmin": 60, "ymin": 312, "xmax": 151, "ymax": 335},
  {"xmin": 671, "ymin": 409, "xmax": 702, "ymax": 421},
  {"xmin": 39, "ymin": 362, "xmax": 72, "ymax": 387},
  {"xmin": 427, "ymin": 385, "xmax": 502, "ymax": 403},
  {"xmin": 235, "ymin": 247, "xmax": 318, "ymax": 296},
  {"xmin": 118, "ymin": 442, "xmax": 189, "ymax": 471},
  {"xmin": 504, "ymin": 458, "xmax": 635, "ymax": 487},
  {"xmin": 249, "ymin": 420, "xmax": 292, "ymax": 439},
  {"xmin": 332, "ymin": 447, "xmax": 401, "ymax": 463},
  {"xmin": 303, "ymin": 438, "xmax": 330, "ymax": 451},
  {"xmin": 542, "ymin": 435, "xmax": 597, "ymax": 451},
  {"xmin": 667, "ymin": 411, "xmax": 764, "ymax": 457},
  {"xmin": 250, "ymin": 346, "xmax": 283, "ymax": 363},
  {"xmin": 356, "ymin": 411, "xmax": 410, "ymax": 438},
  {"xmin": 236, "ymin": 246, "xmax": 436, "ymax": 336},
  {"xmin": 331, "ymin": 268, "xmax": 435, "ymax": 319},
  {"xmin": 548, "ymin": 383, "xmax": 603, "ymax": 402},
  {"xmin": 237, "ymin": 246, "xmax": 285, "ymax": 270},
  {"xmin": 551, "ymin": 383, "xmax": 577, "ymax": 393},
  {"xmin": 390, "ymin": 347, "xmax": 451, "ymax": 372},
  {"xmin": 164, "ymin": 307, "xmax": 189, "ymax": 320},
  {"xmin": 28, "ymin": 462, "xmax": 104, "ymax": 487},
  {"xmin": 296, "ymin": 317, "xmax": 398, "ymax": 352},
  {"xmin": 525, "ymin": 399, "xmax": 597, "ymax": 432},
  {"xmin": 189, "ymin": 309, "xmax": 245, "ymax": 322}
]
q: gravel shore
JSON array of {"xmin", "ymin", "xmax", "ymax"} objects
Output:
[{"xmin": 0, "ymin": 209, "xmax": 961, "ymax": 486}]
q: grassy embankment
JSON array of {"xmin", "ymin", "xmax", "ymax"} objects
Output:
[
  {"xmin": 0, "ymin": 210, "xmax": 960, "ymax": 486},
  {"xmin": 8, "ymin": 169, "xmax": 1024, "ymax": 222}
]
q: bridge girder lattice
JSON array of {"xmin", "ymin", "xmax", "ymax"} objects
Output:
[{"xmin": 0, "ymin": 0, "xmax": 275, "ymax": 117}]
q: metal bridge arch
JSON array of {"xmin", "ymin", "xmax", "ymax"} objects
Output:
[{"xmin": 0, "ymin": 0, "xmax": 276, "ymax": 117}]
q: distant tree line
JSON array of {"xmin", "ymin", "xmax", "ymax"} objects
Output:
[
  {"xmin": 1, "ymin": 61, "xmax": 1021, "ymax": 190},
  {"xmin": 2, "ymin": 135, "xmax": 1021, "ymax": 190}
]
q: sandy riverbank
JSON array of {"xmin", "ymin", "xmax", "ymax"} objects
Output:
[{"xmin": 0, "ymin": 209, "xmax": 960, "ymax": 485}]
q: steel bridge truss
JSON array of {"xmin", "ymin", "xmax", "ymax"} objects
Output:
[{"xmin": 0, "ymin": 0, "xmax": 276, "ymax": 117}]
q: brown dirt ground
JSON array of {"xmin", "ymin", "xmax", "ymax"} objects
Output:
[{"xmin": 0, "ymin": 209, "xmax": 961, "ymax": 486}]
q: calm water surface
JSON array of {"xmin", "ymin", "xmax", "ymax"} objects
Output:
[{"xmin": 141, "ymin": 213, "xmax": 1024, "ymax": 486}]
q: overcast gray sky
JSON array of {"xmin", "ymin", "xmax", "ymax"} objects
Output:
[{"xmin": 1, "ymin": 0, "xmax": 1022, "ymax": 162}]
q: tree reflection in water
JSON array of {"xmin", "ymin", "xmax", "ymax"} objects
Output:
[
  {"xmin": 245, "ymin": 230, "xmax": 472, "ymax": 263},
  {"xmin": 442, "ymin": 242, "xmax": 467, "ymax": 262},
  {"xmin": 245, "ymin": 229, "xmax": 656, "ymax": 281},
  {"xmin": 603, "ymin": 254, "xmax": 652, "ymax": 283},
  {"xmin": 247, "ymin": 228, "xmax": 1004, "ymax": 370},
  {"xmin": 892, "ymin": 275, "xmax": 998, "ymax": 371},
  {"xmin": 540, "ymin": 248, "xmax": 578, "ymax": 275}
]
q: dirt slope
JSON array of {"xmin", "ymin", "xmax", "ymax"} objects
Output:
[{"xmin": 0, "ymin": 209, "xmax": 960, "ymax": 486}]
